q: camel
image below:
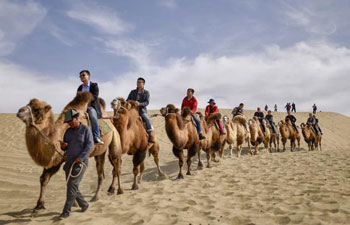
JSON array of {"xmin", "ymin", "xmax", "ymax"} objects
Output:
[
  {"xmin": 268, "ymin": 124, "xmax": 280, "ymax": 152},
  {"xmin": 248, "ymin": 117, "xmax": 270, "ymax": 154},
  {"xmin": 278, "ymin": 120, "xmax": 301, "ymax": 152},
  {"xmin": 300, "ymin": 123, "xmax": 316, "ymax": 151},
  {"xmin": 110, "ymin": 98, "xmax": 168, "ymax": 190},
  {"xmin": 160, "ymin": 105, "xmax": 199, "ymax": 179},
  {"xmin": 16, "ymin": 92, "xmax": 123, "ymax": 214},
  {"xmin": 196, "ymin": 112, "xmax": 226, "ymax": 168},
  {"xmin": 222, "ymin": 115, "xmax": 251, "ymax": 157}
]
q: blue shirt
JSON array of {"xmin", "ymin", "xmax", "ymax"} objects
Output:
[
  {"xmin": 81, "ymin": 81, "xmax": 91, "ymax": 92},
  {"xmin": 63, "ymin": 124, "xmax": 94, "ymax": 171}
]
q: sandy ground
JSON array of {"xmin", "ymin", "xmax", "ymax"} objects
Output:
[{"xmin": 0, "ymin": 109, "xmax": 350, "ymax": 225}]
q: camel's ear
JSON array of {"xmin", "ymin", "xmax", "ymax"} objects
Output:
[{"xmin": 44, "ymin": 105, "xmax": 52, "ymax": 112}]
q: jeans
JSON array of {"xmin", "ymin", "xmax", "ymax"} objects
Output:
[
  {"xmin": 268, "ymin": 121, "xmax": 276, "ymax": 133},
  {"xmin": 258, "ymin": 118, "xmax": 266, "ymax": 132},
  {"xmin": 87, "ymin": 106, "xmax": 100, "ymax": 139},
  {"xmin": 61, "ymin": 163, "xmax": 88, "ymax": 216},
  {"xmin": 140, "ymin": 112, "xmax": 153, "ymax": 132},
  {"xmin": 192, "ymin": 114, "xmax": 202, "ymax": 133}
]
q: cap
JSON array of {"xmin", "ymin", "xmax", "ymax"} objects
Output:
[
  {"xmin": 64, "ymin": 109, "xmax": 79, "ymax": 123},
  {"xmin": 208, "ymin": 99, "xmax": 216, "ymax": 104}
]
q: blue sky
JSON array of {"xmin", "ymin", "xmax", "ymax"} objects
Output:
[{"xmin": 1, "ymin": 0, "xmax": 350, "ymax": 115}]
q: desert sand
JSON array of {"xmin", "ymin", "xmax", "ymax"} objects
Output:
[{"xmin": 0, "ymin": 109, "xmax": 350, "ymax": 225}]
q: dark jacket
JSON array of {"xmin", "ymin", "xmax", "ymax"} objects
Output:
[
  {"xmin": 77, "ymin": 82, "xmax": 102, "ymax": 119},
  {"xmin": 127, "ymin": 88, "xmax": 150, "ymax": 114},
  {"xmin": 254, "ymin": 111, "xmax": 264, "ymax": 120},
  {"xmin": 286, "ymin": 115, "xmax": 297, "ymax": 124},
  {"xmin": 232, "ymin": 107, "xmax": 243, "ymax": 117},
  {"xmin": 265, "ymin": 114, "xmax": 274, "ymax": 124}
]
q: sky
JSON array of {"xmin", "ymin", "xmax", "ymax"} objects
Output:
[{"xmin": 0, "ymin": 0, "xmax": 349, "ymax": 115}]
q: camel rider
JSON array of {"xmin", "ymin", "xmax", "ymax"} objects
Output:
[
  {"xmin": 205, "ymin": 99, "xmax": 225, "ymax": 135},
  {"xmin": 77, "ymin": 70, "xmax": 104, "ymax": 145},
  {"xmin": 127, "ymin": 77, "xmax": 155, "ymax": 143},
  {"xmin": 265, "ymin": 110, "xmax": 276, "ymax": 133},
  {"xmin": 285, "ymin": 111, "xmax": 298, "ymax": 133},
  {"xmin": 232, "ymin": 103, "xmax": 249, "ymax": 132},
  {"xmin": 232, "ymin": 103, "xmax": 244, "ymax": 118},
  {"xmin": 313, "ymin": 114, "xmax": 323, "ymax": 135},
  {"xmin": 181, "ymin": 88, "xmax": 205, "ymax": 140},
  {"xmin": 254, "ymin": 107, "xmax": 266, "ymax": 133},
  {"xmin": 58, "ymin": 109, "xmax": 93, "ymax": 220},
  {"xmin": 307, "ymin": 113, "xmax": 316, "ymax": 133}
]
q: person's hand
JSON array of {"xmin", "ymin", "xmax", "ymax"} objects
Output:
[
  {"xmin": 135, "ymin": 101, "xmax": 140, "ymax": 107},
  {"xmin": 75, "ymin": 158, "xmax": 81, "ymax": 164},
  {"xmin": 59, "ymin": 140, "xmax": 68, "ymax": 149}
]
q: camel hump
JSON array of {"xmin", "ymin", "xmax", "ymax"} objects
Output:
[
  {"xmin": 196, "ymin": 111, "xmax": 204, "ymax": 118},
  {"xmin": 99, "ymin": 97, "xmax": 106, "ymax": 110},
  {"xmin": 67, "ymin": 92, "xmax": 94, "ymax": 109},
  {"xmin": 207, "ymin": 113, "xmax": 221, "ymax": 124},
  {"xmin": 181, "ymin": 107, "xmax": 192, "ymax": 118},
  {"xmin": 127, "ymin": 100, "xmax": 139, "ymax": 109},
  {"xmin": 232, "ymin": 115, "xmax": 246, "ymax": 125}
]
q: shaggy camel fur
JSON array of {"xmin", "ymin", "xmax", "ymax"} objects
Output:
[
  {"xmin": 248, "ymin": 117, "xmax": 270, "ymax": 154},
  {"xmin": 222, "ymin": 115, "xmax": 251, "ymax": 157},
  {"xmin": 110, "ymin": 98, "xmax": 168, "ymax": 190},
  {"xmin": 278, "ymin": 120, "xmax": 301, "ymax": 152},
  {"xmin": 16, "ymin": 92, "xmax": 123, "ymax": 214},
  {"xmin": 160, "ymin": 105, "xmax": 199, "ymax": 179},
  {"xmin": 197, "ymin": 112, "xmax": 226, "ymax": 168},
  {"xmin": 300, "ymin": 123, "xmax": 322, "ymax": 151}
]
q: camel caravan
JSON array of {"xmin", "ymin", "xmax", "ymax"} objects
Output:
[{"xmin": 15, "ymin": 73, "xmax": 323, "ymax": 216}]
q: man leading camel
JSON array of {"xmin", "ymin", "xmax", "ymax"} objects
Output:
[
  {"xmin": 181, "ymin": 88, "xmax": 205, "ymax": 140},
  {"xmin": 127, "ymin": 77, "xmax": 155, "ymax": 143},
  {"xmin": 77, "ymin": 70, "xmax": 104, "ymax": 145},
  {"xmin": 58, "ymin": 109, "xmax": 93, "ymax": 220}
]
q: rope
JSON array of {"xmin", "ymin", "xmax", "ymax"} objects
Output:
[{"xmin": 66, "ymin": 161, "xmax": 87, "ymax": 184}]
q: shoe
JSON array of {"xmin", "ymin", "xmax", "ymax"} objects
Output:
[
  {"xmin": 81, "ymin": 204, "xmax": 89, "ymax": 212},
  {"xmin": 94, "ymin": 137, "xmax": 104, "ymax": 145},
  {"xmin": 58, "ymin": 213, "xmax": 69, "ymax": 220},
  {"xmin": 199, "ymin": 133, "xmax": 206, "ymax": 140}
]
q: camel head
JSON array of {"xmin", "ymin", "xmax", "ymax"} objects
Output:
[
  {"xmin": 110, "ymin": 97, "xmax": 133, "ymax": 119},
  {"xmin": 17, "ymin": 99, "xmax": 53, "ymax": 126},
  {"xmin": 160, "ymin": 104, "xmax": 177, "ymax": 117},
  {"xmin": 222, "ymin": 115, "xmax": 230, "ymax": 124}
]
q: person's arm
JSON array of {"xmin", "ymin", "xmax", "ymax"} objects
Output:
[
  {"xmin": 213, "ymin": 106, "xmax": 218, "ymax": 114},
  {"xmin": 61, "ymin": 132, "xmax": 69, "ymax": 151},
  {"xmin": 181, "ymin": 98, "xmax": 185, "ymax": 110},
  {"xmin": 90, "ymin": 83, "xmax": 99, "ymax": 101},
  {"xmin": 138, "ymin": 91, "xmax": 150, "ymax": 107},
  {"xmin": 77, "ymin": 127, "xmax": 94, "ymax": 161},
  {"xmin": 192, "ymin": 98, "xmax": 198, "ymax": 114}
]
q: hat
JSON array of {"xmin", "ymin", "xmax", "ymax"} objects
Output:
[
  {"xmin": 64, "ymin": 109, "xmax": 79, "ymax": 123},
  {"xmin": 208, "ymin": 99, "xmax": 216, "ymax": 104}
]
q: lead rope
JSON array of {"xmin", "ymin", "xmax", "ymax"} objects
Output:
[{"xmin": 66, "ymin": 161, "xmax": 87, "ymax": 184}]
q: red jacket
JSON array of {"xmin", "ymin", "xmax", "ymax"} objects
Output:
[
  {"xmin": 181, "ymin": 97, "xmax": 198, "ymax": 114},
  {"xmin": 205, "ymin": 105, "xmax": 218, "ymax": 117}
]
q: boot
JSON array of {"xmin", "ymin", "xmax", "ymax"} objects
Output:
[
  {"xmin": 94, "ymin": 137, "xmax": 104, "ymax": 145},
  {"xmin": 199, "ymin": 133, "xmax": 206, "ymax": 140}
]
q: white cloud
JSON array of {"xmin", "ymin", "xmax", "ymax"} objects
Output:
[
  {"xmin": 66, "ymin": 1, "xmax": 132, "ymax": 35},
  {"xmin": 0, "ymin": 0, "xmax": 47, "ymax": 55},
  {"xmin": 1, "ymin": 42, "xmax": 349, "ymax": 116}
]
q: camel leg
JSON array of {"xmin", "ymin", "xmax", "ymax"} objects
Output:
[
  {"xmin": 237, "ymin": 145, "xmax": 242, "ymax": 158},
  {"xmin": 33, "ymin": 164, "xmax": 62, "ymax": 214},
  {"xmin": 138, "ymin": 162, "xmax": 145, "ymax": 184},
  {"xmin": 197, "ymin": 148, "xmax": 204, "ymax": 170},
  {"xmin": 297, "ymin": 138, "xmax": 301, "ymax": 151},
  {"xmin": 149, "ymin": 145, "xmax": 168, "ymax": 180},
  {"xmin": 319, "ymin": 137, "xmax": 322, "ymax": 151},
  {"xmin": 219, "ymin": 141, "xmax": 226, "ymax": 159},
  {"xmin": 108, "ymin": 154, "xmax": 123, "ymax": 195},
  {"xmin": 91, "ymin": 153, "xmax": 106, "ymax": 202},
  {"xmin": 186, "ymin": 145, "xmax": 197, "ymax": 175},
  {"xmin": 132, "ymin": 151, "xmax": 146, "ymax": 190},
  {"xmin": 172, "ymin": 146, "xmax": 184, "ymax": 179},
  {"xmin": 205, "ymin": 149, "xmax": 211, "ymax": 168}
]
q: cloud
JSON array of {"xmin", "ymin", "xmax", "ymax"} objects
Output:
[
  {"xmin": 66, "ymin": 0, "xmax": 132, "ymax": 35},
  {"xmin": 2, "ymin": 41, "xmax": 349, "ymax": 116},
  {"xmin": 0, "ymin": 0, "xmax": 47, "ymax": 55},
  {"xmin": 159, "ymin": 0, "xmax": 177, "ymax": 9}
]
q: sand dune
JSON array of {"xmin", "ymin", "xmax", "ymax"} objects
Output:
[{"xmin": 0, "ymin": 110, "xmax": 349, "ymax": 225}]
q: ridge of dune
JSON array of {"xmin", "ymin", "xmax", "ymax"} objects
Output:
[{"xmin": 0, "ymin": 111, "xmax": 349, "ymax": 225}]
